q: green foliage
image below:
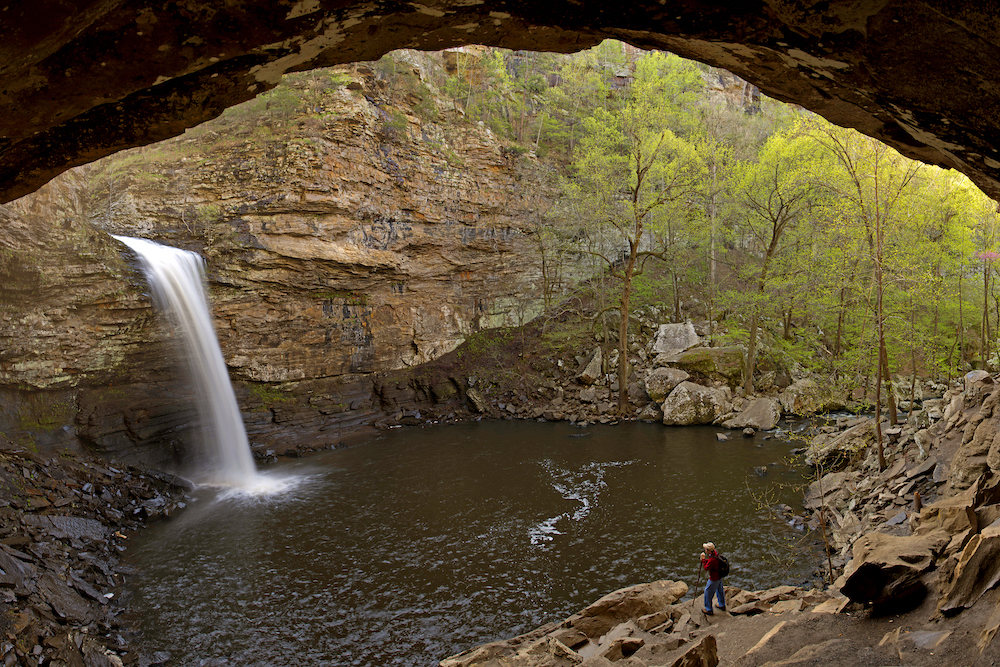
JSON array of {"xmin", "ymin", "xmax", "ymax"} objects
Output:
[{"xmin": 248, "ymin": 383, "xmax": 293, "ymax": 406}]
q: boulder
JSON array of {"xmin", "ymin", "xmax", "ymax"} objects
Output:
[
  {"xmin": 655, "ymin": 347, "xmax": 744, "ymax": 388},
  {"xmin": 652, "ymin": 323, "xmax": 701, "ymax": 356},
  {"xmin": 965, "ymin": 370, "xmax": 994, "ymax": 400},
  {"xmin": 645, "ymin": 368, "xmax": 691, "ymax": 403},
  {"xmin": 662, "ymin": 382, "xmax": 732, "ymax": 426},
  {"xmin": 576, "ymin": 348, "xmax": 603, "ymax": 386},
  {"xmin": 567, "ymin": 579, "xmax": 688, "ymax": 639},
  {"xmin": 938, "ymin": 521, "xmax": 1000, "ymax": 615},
  {"xmin": 466, "ymin": 388, "xmax": 489, "ymax": 413},
  {"xmin": 913, "ymin": 489, "xmax": 977, "ymax": 539},
  {"xmin": 947, "ymin": 388, "xmax": 1000, "ymax": 491},
  {"xmin": 721, "ymin": 397, "xmax": 781, "ymax": 431},
  {"xmin": 804, "ymin": 420, "xmax": 877, "ymax": 468},
  {"xmin": 840, "ymin": 531, "xmax": 949, "ymax": 611},
  {"xmin": 778, "ymin": 379, "xmax": 847, "ymax": 416},
  {"xmin": 639, "ymin": 403, "xmax": 664, "ymax": 422}
]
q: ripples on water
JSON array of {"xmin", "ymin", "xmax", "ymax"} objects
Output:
[{"xmin": 124, "ymin": 420, "xmax": 814, "ymax": 667}]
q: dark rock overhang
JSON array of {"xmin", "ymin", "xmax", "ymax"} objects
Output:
[{"xmin": 3, "ymin": 1, "xmax": 999, "ymax": 204}]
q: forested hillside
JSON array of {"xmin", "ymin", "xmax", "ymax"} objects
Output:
[{"xmin": 386, "ymin": 41, "xmax": 1000, "ymax": 403}]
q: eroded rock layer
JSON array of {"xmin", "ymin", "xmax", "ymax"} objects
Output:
[
  {"xmin": 4, "ymin": 2, "xmax": 1000, "ymax": 204},
  {"xmin": 0, "ymin": 59, "xmax": 556, "ymax": 466}
]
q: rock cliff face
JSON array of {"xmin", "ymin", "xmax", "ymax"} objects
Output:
[
  {"xmin": 101, "ymin": 58, "xmax": 551, "ymax": 383},
  {"xmin": 0, "ymin": 56, "xmax": 558, "ymax": 468},
  {"xmin": 5, "ymin": 1, "xmax": 1000, "ymax": 209}
]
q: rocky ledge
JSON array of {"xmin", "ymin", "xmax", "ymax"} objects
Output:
[{"xmin": 0, "ymin": 444, "xmax": 190, "ymax": 667}]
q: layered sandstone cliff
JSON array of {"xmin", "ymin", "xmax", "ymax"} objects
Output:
[{"xmin": 0, "ymin": 53, "xmax": 559, "ymax": 467}]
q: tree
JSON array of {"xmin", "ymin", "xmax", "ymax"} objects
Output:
[
  {"xmin": 570, "ymin": 52, "xmax": 703, "ymax": 414},
  {"xmin": 730, "ymin": 122, "xmax": 820, "ymax": 392},
  {"xmin": 808, "ymin": 118, "xmax": 921, "ymax": 469}
]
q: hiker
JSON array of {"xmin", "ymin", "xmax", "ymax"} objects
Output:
[{"xmin": 700, "ymin": 541, "xmax": 726, "ymax": 615}]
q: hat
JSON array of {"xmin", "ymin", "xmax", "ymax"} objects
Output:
[{"xmin": 702, "ymin": 542, "xmax": 716, "ymax": 552}]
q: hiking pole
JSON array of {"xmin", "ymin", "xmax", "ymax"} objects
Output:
[{"xmin": 694, "ymin": 559, "xmax": 703, "ymax": 599}]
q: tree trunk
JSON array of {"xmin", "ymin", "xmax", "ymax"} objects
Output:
[
  {"xmin": 984, "ymin": 260, "xmax": 991, "ymax": 366},
  {"xmin": 959, "ymin": 269, "xmax": 965, "ymax": 368},
  {"xmin": 709, "ymin": 162, "xmax": 718, "ymax": 304},
  {"xmin": 745, "ymin": 312, "xmax": 759, "ymax": 395},
  {"xmin": 617, "ymin": 245, "xmax": 637, "ymax": 415},
  {"xmin": 834, "ymin": 287, "xmax": 847, "ymax": 357},
  {"xmin": 881, "ymin": 338, "xmax": 897, "ymax": 426},
  {"xmin": 672, "ymin": 271, "xmax": 681, "ymax": 323}
]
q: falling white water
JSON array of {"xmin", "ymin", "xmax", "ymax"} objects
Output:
[{"xmin": 113, "ymin": 235, "xmax": 268, "ymax": 490}]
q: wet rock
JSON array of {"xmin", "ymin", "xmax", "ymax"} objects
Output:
[
  {"xmin": 38, "ymin": 573, "xmax": 96, "ymax": 624},
  {"xmin": 22, "ymin": 515, "xmax": 108, "ymax": 543}
]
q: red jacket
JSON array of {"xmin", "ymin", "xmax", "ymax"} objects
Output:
[{"xmin": 703, "ymin": 554, "xmax": 722, "ymax": 581}]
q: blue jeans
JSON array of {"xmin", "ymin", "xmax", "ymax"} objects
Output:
[{"xmin": 704, "ymin": 578, "xmax": 725, "ymax": 611}]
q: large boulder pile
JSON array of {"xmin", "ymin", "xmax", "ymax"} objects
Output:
[{"xmin": 799, "ymin": 373, "xmax": 1000, "ymax": 631}]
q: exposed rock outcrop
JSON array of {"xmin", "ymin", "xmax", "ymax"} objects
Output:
[
  {"xmin": 7, "ymin": 2, "xmax": 1000, "ymax": 214},
  {"xmin": 0, "ymin": 58, "xmax": 564, "ymax": 466}
]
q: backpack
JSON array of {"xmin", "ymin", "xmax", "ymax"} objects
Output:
[{"xmin": 716, "ymin": 553, "xmax": 730, "ymax": 578}]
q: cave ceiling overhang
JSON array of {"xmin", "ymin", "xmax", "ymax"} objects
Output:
[{"xmin": 3, "ymin": 1, "xmax": 999, "ymax": 204}]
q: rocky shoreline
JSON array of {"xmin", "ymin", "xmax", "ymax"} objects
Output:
[
  {"xmin": 0, "ymin": 444, "xmax": 190, "ymax": 667},
  {"xmin": 4, "ymin": 347, "xmax": 998, "ymax": 667},
  {"xmin": 436, "ymin": 370, "xmax": 1000, "ymax": 666}
]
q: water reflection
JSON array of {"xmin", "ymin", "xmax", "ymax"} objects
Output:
[{"xmin": 124, "ymin": 420, "xmax": 814, "ymax": 667}]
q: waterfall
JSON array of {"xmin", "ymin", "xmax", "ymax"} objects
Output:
[{"xmin": 113, "ymin": 235, "xmax": 260, "ymax": 488}]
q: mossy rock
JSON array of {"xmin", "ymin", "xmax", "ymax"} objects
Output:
[{"xmin": 656, "ymin": 346, "xmax": 744, "ymax": 388}]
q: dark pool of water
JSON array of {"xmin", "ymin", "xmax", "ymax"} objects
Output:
[{"xmin": 123, "ymin": 420, "xmax": 816, "ymax": 667}]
